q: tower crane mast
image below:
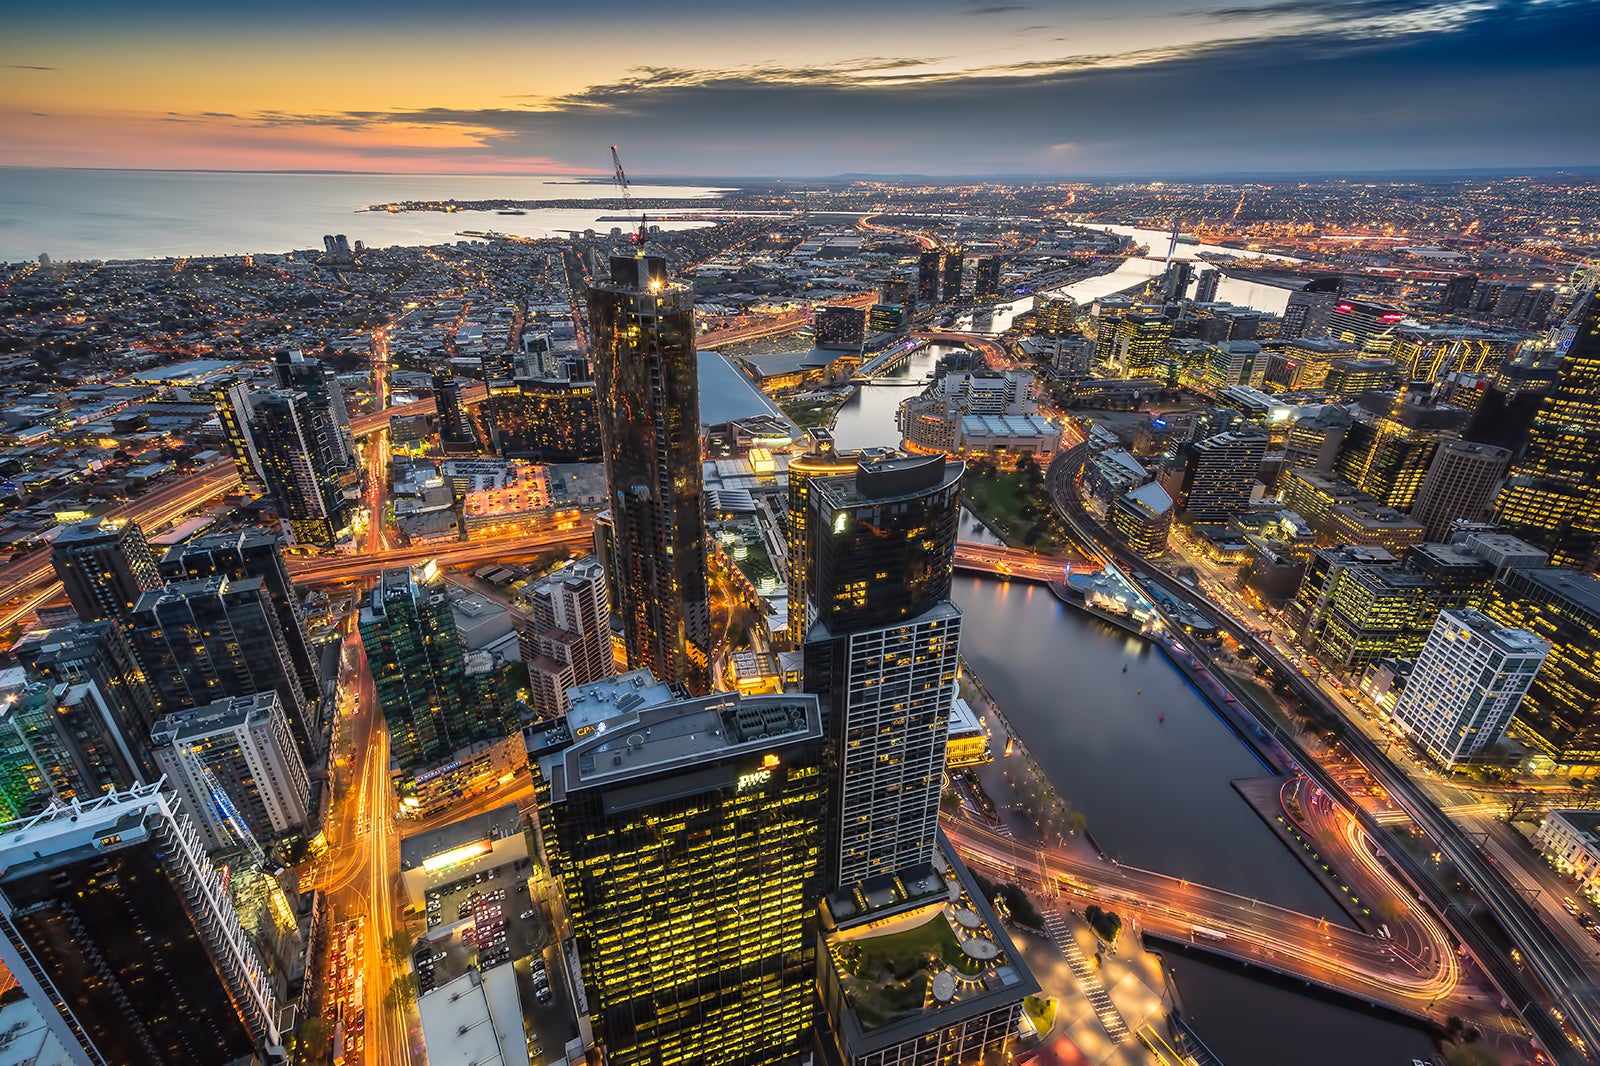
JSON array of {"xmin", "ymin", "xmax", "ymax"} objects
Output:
[{"xmin": 610, "ymin": 145, "xmax": 648, "ymax": 243}]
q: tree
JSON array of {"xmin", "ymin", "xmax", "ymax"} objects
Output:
[
  {"xmin": 384, "ymin": 979, "xmax": 417, "ymax": 1012},
  {"xmin": 940, "ymin": 793, "xmax": 963, "ymax": 814},
  {"xmin": 384, "ymin": 930, "xmax": 414, "ymax": 968},
  {"xmin": 1501, "ymin": 790, "xmax": 1545, "ymax": 824},
  {"xmin": 298, "ymin": 1016, "xmax": 333, "ymax": 1055},
  {"xmin": 1067, "ymin": 810, "xmax": 1089, "ymax": 837}
]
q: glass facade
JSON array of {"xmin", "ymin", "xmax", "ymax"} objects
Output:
[
  {"xmin": 784, "ymin": 432, "xmax": 861, "ymax": 644},
  {"xmin": 1495, "ymin": 295, "xmax": 1600, "ymax": 569},
  {"xmin": 587, "ymin": 255, "xmax": 712, "ymax": 694},
  {"xmin": 1485, "ymin": 567, "xmax": 1600, "ymax": 769}
]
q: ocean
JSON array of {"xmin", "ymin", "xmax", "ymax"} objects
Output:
[{"xmin": 0, "ymin": 169, "xmax": 729, "ymax": 263}]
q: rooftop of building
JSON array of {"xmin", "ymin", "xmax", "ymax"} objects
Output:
[
  {"xmin": 1546, "ymin": 808, "xmax": 1600, "ymax": 845},
  {"xmin": 813, "ymin": 453, "xmax": 962, "ymax": 509},
  {"xmin": 151, "ymin": 691, "xmax": 280, "ymax": 746},
  {"xmin": 0, "ymin": 783, "xmax": 176, "ymax": 881},
  {"xmin": 1122, "ymin": 481, "xmax": 1174, "ymax": 517},
  {"xmin": 1434, "ymin": 608, "xmax": 1550, "ymax": 657},
  {"xmin": 819, "ymin": 832, "xmax": 1039, "ymax": 1052},
  {"xmin": 697, "ymin": 350, "xmax": 800, "ymax": 434},
  {"xmin": 399, "ymin": 803, "xmax": 523, "ymax": 874},
  {"xmin": 1503, "ymin": 567, "xmax": 1600, "ymax": 620},
  {"xmin": 416, "ymin": 966, "xmax": 525, "ymax": 1066},
  {"xmin": 959, "ymin": 414, "xmax": 1057, "ymax": 437}
]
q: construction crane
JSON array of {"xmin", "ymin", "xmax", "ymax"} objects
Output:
[
  {"xmin": 181, "ymin": 741, "xmax": 266, "ymax": 867},
  {"xmin": 610, "ymin": 145, "xmax": 648, "ymax": 243}
]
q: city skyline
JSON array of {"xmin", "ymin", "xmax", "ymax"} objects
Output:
[{"xmin": 6, "ymin": 0, "xmax": 1600, "ymax": 175}]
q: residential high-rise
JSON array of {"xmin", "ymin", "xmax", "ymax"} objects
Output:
[
  {"xmin": 586, "ymin": 254, "xmax": 712, "ymax": 694},
  {"xmin": 360, "ymin": 563, "xmax": 508, "ymax": 770},
  {"xmin": 128, "ymin": 575, "xmax": 315, "ymax": 762},
  {"xmin": 881, "ymin": 275, "xmax": 914, "ymax": 308},
  {"xmin": 1391, "ymin": 608, "xmax": 1549, "ymax": 768},
  {"xmin": 49, "ymin": 519, "xmax": 162, "ymax": 626},
  {"xmin": 1194, "ymin": 268, "xmax": 1222, "ymax": 304},
  {"xmin": 515, "ymin": 557, "xmax": 614, "ymax": 719},
  {"xmin": 974, "ymin": 255, "xmax": 1003, "ymax": 299},
  {"xmin": 273, "ymin": 350, "xmax": 355, "ymax": 472},
  {"xmin": 802, "ymin": 454, "xmax": 963, "ymax": 889},
  {"xmin": 0, "ymin": 674, "xmax": 142, "ymax": 818},
  {"xmin": 251, "ymin": 390, "xmax": 357, "ymax": 549},
  {"xmin": 916, "ymin": 250, "xmax": 942, "ymax": 304},
  {"xmin": 941, "ymin": 247, "xmax": 964, "ymax": 301},
  {"xmin": 160, "ymin": 527, "xmax": 319, "ymax": 707},
  {"xmin": 209, "ymin": 377, "xmax": 264, "ymax": 484},
  {"xmin": 530, "ymin": 673, "xmax": 825, "ymax": 1066},
  {"xmin": 432, "ymin": 370, "xmax": 482, "ymax": 454},
  {"xmin": 785, "ymin": 430, "xmax": 862, "ymax": 644},
  {"xmin": 0, "ymin": 784, "xmax": 283, "ymax": 1064},
  {"xmin": 1495, "ymin": 295, "xmax": 1600, "ymax": 569},
  {"xmin": 1410, "ymin": 440, "xmax": 1512, "ymax": 541},
  {"xmin": 814, "ymin": 305, "xmax": 866, "ymax": 351},
  {"xmin": 151, "ymin": 691, "xmax": 312, "ymax": 853},
  {"xmin": 1160, "ymin": 260, "xmax": 1194, "ymax": 302}
]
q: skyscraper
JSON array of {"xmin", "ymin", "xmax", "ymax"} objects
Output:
[
  {"xmin": 941, "ymin": 247, "xmax": 964, "ymax": 302},
  {"xmin": 784, "ymin": 430, "xmax": 862, "ymax": 645},
  {"xmin": 273, "ymin": 350, "xmax": 355, "ymax": 472},
  {"xmin": 251, "ymin": 390, "xmax": 357, "ymax": 549},
  {"xmin": 209, "ymin": 377, "xmax": 264, "ymax": 484},
  {"xmin": 515, "ymin": 556, "xmax": 614, "ymax": 719},
  {"xmin": 151, "ymin": 691, "xmax": 312, "ymax": 853},
  {"xmin": 1391, "ymin": 608, "xmax": 1549, "ymax": 768},
  {"xmin": 0, "ymin": 784, "xmax": 283, "ymax": 1064},
  {"xmin": 1410, "ymin": 440, "xmax": 1512, "ymax": 541},
  {"xmin": 432, "ymin": 370, "xmax": 482, "ymax": 454},
  {"xmin": 974, "ymin": 255, "xmax": 1003, "ymax": 299},
  {"xmin": 1495, "ymin": 295, "xmax": 1600, "ymax": 569},
  {"xmin": 360, "ymin": 563, "xmax": 507, "ymax": 770},
  {"xmin": 916, "ymin": 250, "xmax": 942, "ymax": 304},
  {"xmin": 49, "ymin": 519, "xmax": 162, "ymax": 626},
  {"xmin": 0, "ymin": 674, "xmax": 142, "ymax": 817},
  {"xmin": 1485, "ymin": 567, "xmax": 1600, "ymax": 769},
  {"xmin": 586, "ymin": 254, "xmax": 712, "ymax": 694},
  {"xmin": 1334, "ymin": 388, "xmax": 1468, "ymax": 511},
  {"xmin": 530, "ymin": 671, "xmax": 825, "ymax": 1066},
  {"xmin": 802, "ymin": 453, "xmax": 963, "ymax": 889},
  {"xmin": 128, "ymin": 575, "xmax": 315, "ymax": 761},
  {"xmin": 1194, "ymin": 267, "xmax": 1222, "ymax": 304},
  {"xmin": 1167, "ymin": 431, "xmax": 1267, "ymax": 522}
]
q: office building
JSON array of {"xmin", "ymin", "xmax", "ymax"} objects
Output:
[
  {"xmin": 11, "ymin": 621, "xmax": 160, "ymax": 781},
  {"xmin": 974, "ymin": 255, "xmax": 1003, "ymax": 298},
  {"xmin": 1105, "ymin": 313, "xmax": 1173, "ymax": 378},
  {"xmin": 484, "ymin": 375, "xmax": 603, "ymax": 462},
  {"xmin": 1328, "ymin": 298, "xmax": 1406, "ymax": 353},
  {"xmin": 1391, "ymin": 609, "xmax": 1548, "ymax": 768},
  {"xmin": 1335, "ymin": 389, "xmax": 1469, "ymax": 511},
  {"xmin": 151, "ymin": 691, "xmax": 312, "ymax": 853},
  {"xmin": 867, "ymin": 303, "xmax": 909, "ymax": 337},
  {"xmin": 1535, "ymin": 809, "xmax": 1600, "ymax": 903},
  {"xmin": 49, "ymin": 519, "xmax": 162, "ymax": 626},
  {"xmin": 941, "ymin": 248, "xmax": 964, "ymax": 301},
  {"xmin": 1032, "ymin": 295, "xmax": 1079, "ymax": 337},
  {"xmin": 515, "ymin": 557, "xmax": 614, "ymax": 719},
  {"xmin": 0, "ymin": 784, "xmax": 282, "ymax": 1064},
  {"xmin": 129, "ymin": 576, "xmax": 315, "ymax": 762},
  {"xmin": 530, "ymin": 673, "xmax": 825, "ymax": 1066},
  {"xmin": 1322, "ymin": 357, "xmax": 1404, "ymax": 399},
  {"xmin": 802, "ymin": 454, "xmax": 962, "ymax": 889},
  {"xmin": 1260, "ymin": 338, "xmax": 1358, "ymax": 392},
  {"xmin": 916, "ymin": 251, "xmax": 942, "ymax": 304},
  {"xmin": 1485, "ymin": 567, "xmax": 1600, "ymax": 769},
  {"xmin": 1284, "ymin": 405, "xmax": 1352, "ymax": 473},
  {"xmin": 250, "ymin": 390, "xmax": 357, "ymax": 549},
  {"xmin": 0, "ymin": 674, "xmax": 141, "ymax": 818},
  {"xmin": 1201, "ymin": 340, "xmax": 1263, "ymax": 391},
  {"xmin": 815, "ymin": 305, "xmax": 867, "ymax": 350},
  {"xmin": 587, "ymin": 254, "xmax": 712, "ymax": 694},
  {"xmin": 160, "ymin": 527, "xmax": 319, "ymax": 708},
  {"xmin": 1161, "ymin": 260, "xmax": 1194, "ymax": 302},
  {"xmin": 1112, "ymin": 482, "xmax": 1174, "ymax": 554},
  {"xmin": 1495, "ymin": 295, "xmax": 1600, "ymax": 569},
  {"xmin": 360, "ymin": 564, "xmax": 510, "ymax": 770},
  {"xmin": 881, "ymin": 276, "xmax": 915, "ymax": 308},
  {"xmin": 433, "ymin": 370, "xmax": 482, "ymax": 454},
  {"xmin": 210, "ymin": 377, "xmax": 264, "ymax": 484},
  {"xmin": 785, "ymin": 430, "xmax": 862, "ymax": 644},
  {"xmin": 1194, "ymin": 268, "xmax": 1221, "ymax": 304},
  {"xmin": 1410, "ymin": 440, "xmax": 1512, "ymax": 541},
  {"xmin": 1163, "ymin": 431, "xmax": 1266, "ymax": 522},
  {"xmin": 1281, "ymin": 282, "xmax": 1342, "ymax": 339}
]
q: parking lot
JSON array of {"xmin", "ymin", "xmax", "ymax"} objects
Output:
[{"xmin": 416, "ymin": 859, "xmax": 544, "ymax": 994}]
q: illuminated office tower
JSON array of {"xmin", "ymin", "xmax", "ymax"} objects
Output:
[
  {"xmin": 49, "ymin": 518, "xmax": 162, "ymax": 626},
  {"xmin": 1411, "ymin": 440, "xmax": 1512, "ymax": 541},
  {"xmin": 1334, "ymin": 388, "xmax": 1467, "ymax": 511},
  {"xmin": 867, "ymin": 303, "xmax": 909, "ymax": 337},
  {"xmin": 161, "ymin": 527, "xmax": 319, "ymax": 708},
  {"xmin": 530, "ymin": 673, "xmax": 824, "ymax": 1066},
  {"xmin": 359, "ymin": 564, "xmax": 507, "ymax": 770},
  {"xmin": 586, "ymin": 254, "xmax": 712, "ymax": 694},
  {"xmin": 814, "ymin": 304, "xmax": 867, "ymax": 351},
  {"xmin": 974, "ymin": 255, "xmax": 1003, "ymax": 299},
  {"xmin": 1108, "ymin": 313, "xmax": 1173, "ymax": 377},
  {"xmin": 129, "ymin": 576, "xmax": 315, "ymax": 761},
  {"xmin": 916, "ymin": 250, "xmax": 942, "ymax": 304},
  {"xmin": 0, "ymin": 784, "xmax": 282, "ymax": 1064},
  {"xmin": 1391, "ymin": 608, "xmax": 1548, "ymax": 768},
  {"xmin": 1032, "ymin": 294, "xmax": 1079, "ymax": 337},
  {"xmin": 802, "ymin": 453, "xmax": 963, "ymax": 889},
  {"xmin": 1495, "ymin": 295, "xmax": 1600, "ymax": 569},
  {"xmin": 432, "ymin": 370, "xmax": 482, "ymax": 454},
  {"xmin": 515, "ymin": 557, "xmax": 614, "ymax": 719},
  {"xmin": 251, "ymin": 390, "xmax": 356, "ymax": 549},
  {"xmin": 210, "ymin": 377, "xmax": 264, "ymax": 484},
  {"xmin": 1328, "ymin": 298, "xmax": 1406, "ymax": 354},
  {"xmin": 784, "ymin": 430, "xmax": 861, "ymax": 644},
  {"xmin": 1194, "ymin": 268, "xmax": 1221, "ymax": 304},
  {"xmin": 1485, "ymin": 567, "xmax": 1600, "ymax": 769},
  {"xmin": 941, "ymin": 247, "xmax": 964, "ymax": 301},
  {"xmin": 151, "ymin": 691, "xmax": 311, "ymax": 853}
]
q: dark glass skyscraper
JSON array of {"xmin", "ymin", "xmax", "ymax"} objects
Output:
[
  {"xmin": 784, "ymin": 430, "xmax": 861, "ymax": 644},
  {"xmin": 531, "ymin": 673, "xmax": 824, "ymax": 1066},
  {"xmin": 801, "ymin": 454, "xmax": 964, "ymax": 890},
  {"xmin": 1496, "ymin": 294, "xmax": 1600, "ymax": 569},
  {"xmin": 0, "ymin": 785, "xmax": 282, "ymax": 1064},
  {"xmin": 587, "ymin": 254, "xmax": 711, "ymax": 694},
  {"xmin": 251, "ymin": 390, "xmax": 357, "ymax": 550},
  {"xmin": 432, "ymin": 370, "xmax": 482, "ymax": 453},
  {"xmin": 49, "ymin": 519, "xmax": 162, "ymax": 626}
]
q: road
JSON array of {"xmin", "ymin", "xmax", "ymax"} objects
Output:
[
  {"xmin": 285, "ymin": 519, "xmax": 595, "ymax": 587},
  {"xmin": 1046, "ymin": 442, "xmax": 1597, "ymax": 1064}
]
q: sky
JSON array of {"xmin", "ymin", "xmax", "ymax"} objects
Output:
[{"xmin": 4, "ymin": 0, "xmax": 1599, "ymax": 177}]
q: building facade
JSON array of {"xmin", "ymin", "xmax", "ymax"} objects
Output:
[
  {"xmin": 50, "ymin": 519, "xmax": 163, "ymax": 626},
  {"xmin": 515, "ymin": 556, "xmax": 614, "ymax": 719}
]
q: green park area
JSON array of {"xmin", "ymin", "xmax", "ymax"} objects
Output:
[
  {"xmin": 1023, "ymin": 994, "xmax": 1058, "ymax": 1037},
  {"xmin": 960, "ymin": 456, "xmax": 1070, "ymax": 553},
  {"xmin": 779, "ymin": 393, "xmax": 848, "ymax": 432},
  {"xmin": 836, "ymin": 913, "xmax": 993, "ymax": 1029}
]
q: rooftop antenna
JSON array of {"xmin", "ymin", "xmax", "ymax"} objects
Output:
[{"xmin": 610, "ymin": 145, "xmax": 647, "ymax": 244}]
